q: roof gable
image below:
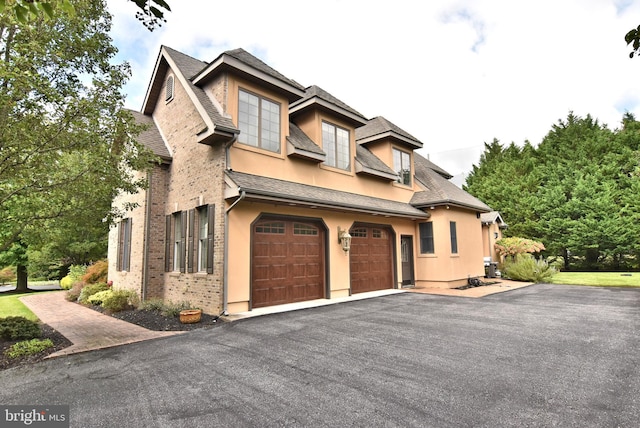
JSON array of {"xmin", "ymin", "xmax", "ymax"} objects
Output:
[
  {"xmin": 290, "ymin": 85, "xmax": 368, "ymax": 127},
  {"xmin": 142, "ymin": 46, "xmax": 238, "ymax": 145},
  {"xmin": 356, "ymin": 116, "xmax": 423, "ymax": 149},
  {"xmin": 192, "ymin": 48, "xmax": 306, "ymax": 102}
]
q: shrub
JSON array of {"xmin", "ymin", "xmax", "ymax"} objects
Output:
[
  {"xmin": 87, "ymin": 289, "xmax": 113, "ymax": 306},
  {"xmin": 5, "ymin": 338, "xmax": 54, "ymax": 358},
  {"xmin": 78, "ymin": 282, "xmax": 109, "ymax": 304},
  {"xmin": 138, "ymin": 298, "xmax": 191, "ymax": 317},
  {"xmin": 66, "ymin": 281, "xmax": 86, "ymax": 301},
  {"xmin": 61, "ymin": 264, "xmax": 88, "ymax": 290},
  {"xmin": 161, "ymin": 301, "xmax": 192, "ymax": 317},
  {"xmin": 102, "ymin": 289, "xmax": 139, "ymax": 313},
  {"xmin": 0, "ymin": 266, "xmax": 16, "ymax": 285},
  {"xmin": 139, "ymin": 298, "xmax": 165, "ymax": 312},
  {"xmin": 503, "ymin": 254, "xmax": 557, "ymax": 283},
  {"xmin": 60, "ymin": 275, "xmax": 74, "ymax": 290},
  {"xmin": 82, "ymin": 260, "xmax": 108, "ymax": 285},
  {"xmin": 0, "ymin": 317, "xmax": 41, "ymax": 341}
]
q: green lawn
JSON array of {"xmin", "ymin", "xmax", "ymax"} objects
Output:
[
  {"xmin": 551, "ymin": 272, "xmax": 639, "ymax": 287},
  {"xmin": 0, "ymin": 292, "xmax": 39, "ymax": 321}
]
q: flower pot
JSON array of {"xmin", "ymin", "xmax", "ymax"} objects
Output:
[{"xmin": 179, "ymin": 309, "xmax": 202, "ymax": 324}]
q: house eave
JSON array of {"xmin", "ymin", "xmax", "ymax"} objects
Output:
[
  {"xmin": 355, "ymin": 160, "xmax": 399, "ymax": 181},
  {"xmin": 192, "ymin": 55, "xmax": 305, "ymax": 102},
  {"xmin": 357, "ymin": 131, "xmax": 423, "ymax": 149},
  {"xmin": 289, "ymin": 96, "xmax": 368, "ymax": 127},
  {"xmin": 286, "ymin": 141, "xmax": 326, "ymax": 163}
]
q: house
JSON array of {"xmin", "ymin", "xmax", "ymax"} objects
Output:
[
  {"xmin": 480, "ymin": 211, "xmax": 508, "ymax": 264},
  {"xmin": 107, "ymin": 46, "xmax": 493, "ymax": 315}
]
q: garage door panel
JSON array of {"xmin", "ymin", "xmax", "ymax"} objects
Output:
[
  {"xmin": 350, "ymin": 226, "xmax": 393, "ymax": 294},
  {"xmin": 252, "ymin": 219, "xmax": 325, "ymax": 309}
]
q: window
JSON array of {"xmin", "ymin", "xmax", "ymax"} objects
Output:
[
  {"xmin": 117, "ymin": 218, "xmax": 132, "ymax": 271},
  {"xmin": 350, "ymin": 228, "xmax": 367, "ymax": 238},
  {"xmin": 255, "ymin": 222, "xmax": 285, "ymax": 234},
  {"xmin": 238, "ymin": 89, "xmax": 281, "ymax": 153},
  {"xmin": 450, "ymin": 221, "xmax": 458, "ymax": 254},
  {"xmin": 322, "ymin": 121, "xmax": 350, "ymax": 170},
  {"xmin": 165, "ymin": 75, "xmax": 174, "ymax": 101},
  {"xmin": 419, "ymin": 222, "xmax": 434, "ymax": 254},
  {"xmin": 165, "ymin": 211, "xmax": 186, "ymax": 273},
  {"xmin": 393, "ymin": 148, "xmax": 411, "ymax": 185},
  {"xmin": 294, "ymin": 223, "xmax": 318, "ymax": 236},
  {"xmin": 197, "ymin": 205, "xmax": 214, "ymax": 273}
]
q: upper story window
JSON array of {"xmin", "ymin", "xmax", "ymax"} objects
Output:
[
  {"xmin": 393, "ymin": 148, "xmax": 411, "ymax": 186},
  {"xmin": 165, "ymin": 75, "xmax": 174, "ymax": 102},
  {"xmin": 322, "ymin": 121, "xmax": 350, "ymax": 170},
  {"xmin": 238, "ymin": 89, "xmax": 281, "ymax": 153}
]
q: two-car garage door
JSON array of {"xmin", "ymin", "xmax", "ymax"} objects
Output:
[{"xmin": 251, "ymin": 217, "xmax": 394, "ymax": 309}]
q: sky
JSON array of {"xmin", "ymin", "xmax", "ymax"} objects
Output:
[{"xmin": 107, "ymin": 0, "xmax": 640, "ymax": 186}]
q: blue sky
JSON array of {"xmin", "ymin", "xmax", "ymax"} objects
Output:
[{"xmin": 108, "ymin": 0, "xmax": 640, "ymax": 185}]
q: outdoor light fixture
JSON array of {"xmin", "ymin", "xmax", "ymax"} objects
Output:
[{"xmin": 338, "ymin": 227, "xmax": 352, "ymax": 253}]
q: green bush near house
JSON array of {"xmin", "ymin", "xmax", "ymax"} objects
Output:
[
  {"xmin": 78, "ymin": 282, "xmax": 109, "ymax": 304},
  {"xmin": 87, "ymin": 289, "xmax": 113, "ymax": 306},
  {"xmin": 4, "ymin": 338, "xmax": 53, "ymax": 358},
  {"xmin": 0, "ymin": 316, "xmax": 41, "ymax": 341},
  {"xmin": 502, "ymin": 254, "xmax": 557, "ymax": 283},
  {"xmin": 139, "ymin": 298, "xmax": 192, "ymax": 317},
  {"xmin": 60, "ymin": 264, "xmax": 87, "ymax": 290},
  {"xmin": 102, "ymin": 289, "xmax": 139, "ymax": 313}
]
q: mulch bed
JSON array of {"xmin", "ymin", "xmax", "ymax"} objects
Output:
[{"xmin": 1, "ymin": 301, "xmax": 220, "ymax": 371}]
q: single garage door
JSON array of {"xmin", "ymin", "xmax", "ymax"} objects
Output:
[
  {"xmin": 349, "ymin": 225, "xmax": 394, "ymax": 293},
  {"xmin": 252, "ymin": 218, "xmax": 325, "ymax": 308}
]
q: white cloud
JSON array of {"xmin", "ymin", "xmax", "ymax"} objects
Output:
[{"xmin": 108, "ymin": 0, "xmax": 640, "ymax": 181}]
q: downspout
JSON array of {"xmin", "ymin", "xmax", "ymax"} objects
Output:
[
  {"xmin": 141, "ymin": 169, "xmax": 153, "ymax": 302},
  {"xmin": 221, "ymin": 133, "xmax": 239, "ymax": 316}
]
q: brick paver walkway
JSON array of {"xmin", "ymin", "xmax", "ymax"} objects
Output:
[{"xmin": 20, "ymin": 291, "xmax": 181, "ymax": 358}]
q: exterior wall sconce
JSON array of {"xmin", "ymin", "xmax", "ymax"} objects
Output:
[{"xmin": 338, "ymin": 227, "xmax": 352, "ymax": 253}]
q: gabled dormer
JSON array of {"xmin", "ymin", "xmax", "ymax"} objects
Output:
[
  {"xmin": 290, "ymin": 86, "xmax": 368, "ymax": 173},
  {"xmin": 355, "ymin": 117, "xmax": 423, "ymax": 186},
  {"xmin": 142, "ymin": 46, "xmax": 239, "ymax": 146},
  {"xmin": 194, "ymin": 48, "xmax": 307, "ymax": 157}
]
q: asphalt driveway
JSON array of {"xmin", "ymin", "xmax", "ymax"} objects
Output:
[{"xmin": 1, "ymin": 283, "xmax": 639, "ymax": 427}]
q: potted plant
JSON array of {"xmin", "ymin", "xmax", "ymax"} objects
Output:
[{"xmin": 179, "ymin": 308, "xmax": 202, "ymax": 324}]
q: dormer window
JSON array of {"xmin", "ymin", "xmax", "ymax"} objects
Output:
[
  {"xmin": 322, "ymin": 121, "xmax": 350, "ymax": 170},
  {"xmin": 165, "ymin": 75, "xmax": 174, "ymax": 102},
  {"xmin": 393, "ymin": 148, "xmax": 411, "ymax": 186},
  {"xmin": 238, "ymin": 89, "xmax": 281, "ymax": 153}
]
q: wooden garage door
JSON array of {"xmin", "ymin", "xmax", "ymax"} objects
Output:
[
  {"xmin": 252, "ymin": 219, "xmax": 325, "ymax": 308},
  {"xmin": 350, "ymin": 225, "xmax": 394, "ymax": 293}
]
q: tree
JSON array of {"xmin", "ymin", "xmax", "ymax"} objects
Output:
[
  {"xmin": 0, "ymin": 0, "xmax": 171, "ymax": 31},
  {"xmin": 465, "ymin": 112, "xmax": 640, "ymax": 271},
  {"xmin": 1, "ymin": 0, "xmax": 156, "ymax": 290}
]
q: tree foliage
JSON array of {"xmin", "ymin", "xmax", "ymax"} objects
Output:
[
  {"xmin": 625, "ymin": 24, "xmax": 640, "ymax": 58},
  {"xmin": 465, "ymin": 112, "xmax": 640, "ymax": 271},
  {"xmin": 0, "ymin": 0, "xmax": 171, "ymax": 31},
  {"xmin": 0, "ymin": 0, "xmax": 157, "ymax": 286}
]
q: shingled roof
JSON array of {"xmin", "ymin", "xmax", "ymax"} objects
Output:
[
  {"xmin": 226, "ymin": 170, "xmax": 429, "ymax": 219},
  {"xmin": 411, "ymin": 153, "xmax": 491, "ymax": 212},
  {"xmin": 128, "ymin": 110, "xmax": 171, "ymax": 162},
  {"xmin": 290, "ymin": 85, "xmax": 368, "ymax": 126},
  {"xmin": 356, "ymin": 116, "xmax": 423, "ymax": 149}
]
